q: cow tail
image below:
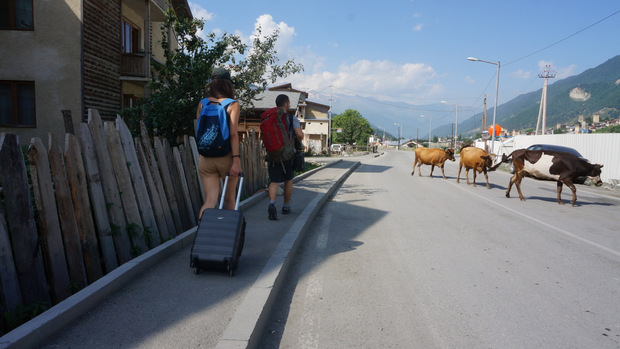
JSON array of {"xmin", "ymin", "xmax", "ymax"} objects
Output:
[{"xmin": 501, "ymin": 150, "xmax": 516, "ymax": 163}]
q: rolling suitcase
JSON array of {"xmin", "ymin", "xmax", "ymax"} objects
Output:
[{"xmin": 190, "ymin": 173, "xmax": 246, "ymax": 276}]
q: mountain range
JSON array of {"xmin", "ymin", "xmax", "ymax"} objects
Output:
[{"xmin": 314, "ymin": 55, "xmax": 620, "ymax": 140}]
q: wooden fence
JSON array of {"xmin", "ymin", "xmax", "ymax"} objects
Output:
[{"xmin": 0, "ymin": 109, "xmax": 267, "ymax": 335}]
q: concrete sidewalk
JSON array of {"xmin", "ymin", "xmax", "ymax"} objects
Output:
[{"xmin": 0, "ymin": 159, "xmax": 361, "ymax": 349}]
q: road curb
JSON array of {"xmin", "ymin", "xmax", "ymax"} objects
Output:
[{"xmin": 215, "ymin": 161, "xmax": 360, "ymax": 349}]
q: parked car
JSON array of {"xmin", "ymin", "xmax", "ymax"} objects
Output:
[
  {"xmin": 508, "ymin": 144, "xmax": 590, "ymax": 184},
  {"xmin": 330, "ymin": 143, "xmax": 342, "ymax": 154}
]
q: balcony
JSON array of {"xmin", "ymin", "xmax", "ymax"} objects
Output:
[{"xmin": 121, "ymin": 53, "xmax": 147, "ymax": 77}]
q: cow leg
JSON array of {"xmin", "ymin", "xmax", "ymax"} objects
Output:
[
  {"xmin": 411, "ymin": 161, "xmax": 417, "ymax": 176},
  {"xmin": 556, "ymin": 181, "xmax": 566, "ymax": 205},
  {"xmin": 429, "ymin": 164, "xmax": 435, "ymax": 178},
  {"xmin": 561, "ymin": 178, "xmax": 577, "ymax": 206},
  {"xmin": 440, "ymin": 164, "xmax": 447, "ymax": 179},
  {"xmin": 457, "ymin": 163, "xmax": 462, "ymax": 183},
  {"xmin": 483, "ymin": 169, "xmax": 490, "ymax": 189},
  {"xmin": 514, "ymin": 173, "xmax": 526, "ymax": 201},
  {"xmin": 506, "ymin": 174, "xmax": 515, "ymax": 198},
  {"xmin": 470, "ymin": 169, "xmax": 476, "ymax": 187},
  {"xmin": 417, "ymin": 163, "xmax": 423, "ymax": 177}
]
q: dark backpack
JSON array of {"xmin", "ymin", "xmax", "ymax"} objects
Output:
[
  {"xmin": 196, "ymin": 98, "xmax": 235, "ymax": 157},
  {"xmin": 260, "ymin": 107, "xmax": 295, "ymax": 163}
]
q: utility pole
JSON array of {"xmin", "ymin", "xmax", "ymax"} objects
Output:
[
  {"xmin": 482, "ymin": 95, "xmax": 487, "ymax": 130},
  {"xmin": 536, "ymin": 65, "xmax": 556, "ymax": 135},
  {"xmin": 328, "ymin": 82, "xmax": 333, "ymax": 154}
]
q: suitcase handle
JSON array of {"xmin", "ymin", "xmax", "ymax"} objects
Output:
[{"xmin": 218, "ymin": 172, "xmax": 244, "ymax": 210}]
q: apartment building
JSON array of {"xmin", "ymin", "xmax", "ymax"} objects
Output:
[{"xmin": 0, "ymin": 0, "xmax": 191, "ymax": 142}]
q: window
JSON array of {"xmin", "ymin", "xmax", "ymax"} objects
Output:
[
  {"xmin": 0, "ymin": 81, "xmax": 36, "ymax": 127},
  {"xmin": 0, "ymin": 0, "xmax": 34, "ymax": 30},
  {"xmin": 123, "ymin": 94, "xmax": 140, "ymax": 108},
  {"xmin": 122, "ymin": 20, "xmax": 140, "ymax": 53}
]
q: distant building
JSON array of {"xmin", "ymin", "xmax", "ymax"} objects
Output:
[
  {"xmin": 0, "ymin": 0, "xmax": 192, "ymax": 142},
  {"xmin": 246, "ymin": 84, "xmax": 330, "ymax": 154}
]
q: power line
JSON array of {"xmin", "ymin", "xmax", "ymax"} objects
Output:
[{"xmin": 505, "ymin": 9, "xmax": 620, "ymax": 66}]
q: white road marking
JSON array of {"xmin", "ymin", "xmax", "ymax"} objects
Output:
[
  {"xmin": 297, "ymin": 210, "xmax": 331, "ymax": 349},
  {"xmin": 448, "ymin": 180, "xmax": 620, "ymax": 259}
]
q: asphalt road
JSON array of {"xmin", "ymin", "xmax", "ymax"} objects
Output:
[{"xmin": 260, "ymin": 150, "xmax": 620, "ymax": 349}]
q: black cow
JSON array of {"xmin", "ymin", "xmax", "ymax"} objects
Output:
[{"xmin": 502, "ymin": 149, "xmax": 603, "ymax": 206}]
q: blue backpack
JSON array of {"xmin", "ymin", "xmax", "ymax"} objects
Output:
[{"xmin": 196, "ymin": 98, "xmax": 235, "ymax": 157}]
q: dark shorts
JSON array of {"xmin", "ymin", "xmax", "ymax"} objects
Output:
[{"xmin": 268, "ymin": 158, "xmax": 295, "ymax": 183}]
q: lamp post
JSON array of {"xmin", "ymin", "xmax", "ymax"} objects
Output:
[
  {"xmin": 420, "ymin": 115, "xmax": 432, "ymax": 147},
  {"xmin": 394, "ymin": 123, "xmax": 402, "ymax": 150},
  {"xmin": 468, "ymin": 57, "xmax": 500, "ymax": 154},
  {"xmin": 441, "ymin": 101, "xmax": 459, "ymax": 149}
]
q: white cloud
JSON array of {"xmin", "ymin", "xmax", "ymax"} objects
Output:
[
  {"xmin": 465, "ymin": 76, "xmax": 475, "ymax": 84},
  {"xmin": 283, "ymin": 60, "xmax": 442, "ymax": 103},
  {"xmin": 511, "ymin": 69, "xmax": 531, "ymax": 79},
  {"xmin": 252, "ymin": 14, "xmax": 296, "ymax": 57},
  {"xmin": 189, "ymin": 2, "xmax": 214, "ymax": 21},
  {"xmin": 413, "ymin": 23, "xmax": 423, "ymax": 31}
]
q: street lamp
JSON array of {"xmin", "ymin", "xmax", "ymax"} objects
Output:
[
  {"xmin": 468, "ymin": 57, "xmax": 500, "ymax": 154},
  {"xmin": 441, "ymin": 101, "xmax": 459, "ymax": 149},
  {"xmin": 394, "ymin": 123, "xmax": 402, "ymax": 150},
  {"xmin": 420, "ymin": 115, "xmax": 432, "ymax": 147}
]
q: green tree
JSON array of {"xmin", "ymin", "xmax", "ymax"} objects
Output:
[
  {"xmin": 123, "ymin": 9, "xmax": 303, "ymax": 145},
  {"xmin": 332, "ymin": 109, "xmax": 374, "ymax": 146}
]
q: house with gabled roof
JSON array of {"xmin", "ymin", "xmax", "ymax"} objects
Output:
[
  {"xmin": 242, "ymin": 83, "xmax": 331, "ymax": 154},
  {"xmin": 0, "ymin": 0, "xmax": 191, "ymax": 142}
]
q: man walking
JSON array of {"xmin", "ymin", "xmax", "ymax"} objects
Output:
[{"xmin": 266, "ymin": 94, "xmax": 304, "ymax": 220}]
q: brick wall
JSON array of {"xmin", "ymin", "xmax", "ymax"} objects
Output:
[{"xmin": 83, "ymin": 0, "xmax": 122, "ymax": 120}]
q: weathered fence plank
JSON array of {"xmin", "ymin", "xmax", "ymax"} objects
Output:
[
  {"xmin": 48, "ymin": 135, "xmax": 88, "ymax": 291},
  {"xmin": 241, "ymin": 130, "xmax": 267, "ymax": 197},
  {"xmin": 27, "ymin": 137, "xmax": 72, "ymax": 303},
  {"xmin": 161, "ymin": 138, "xmax": 192, "ymax": 230},
  {"xmin": 64, "ymin": 133, "xmax": 104, "ymax": 283},
  {"xmin": 135, "ymin": 140, "xmax": 171, "ymax": 241},
  {"xmin": 0, "ymin": 210, "xmax": 22, "ymax": 317},
  {"xmin": 0, "ymin": 133, "xmax": 50, "ymax": 305},
  {"xmin": 87, "ymin": 110, "xmax": 133, "ymax": 264},
  {"xmin": 153, "ymin": 137, "xmax": 184, "ymax": 234},
  {"xmin": 181, "ymin": 136, "xmax": 201, "ymax": 219},
  {"xmin": 104, "ymin": 121, "xmax": 149, "ymax": 255},
  {"xmin": 116, "ymin": 117, "xmax": 161, "ymax": 247},
  {"xmin": 79, "ymin": 124, "xmax": 119, "ymax": 273},
  {"xmin": 174, "ymin": 145, "xmax": 196, "ymax": 226},
  {"xmin": 188, "ymin": 136, "xmax": 205, "ymax": 202},
  {"xmin": 139, "ymin": 126, "xmax": 176, "ymax": 237}
]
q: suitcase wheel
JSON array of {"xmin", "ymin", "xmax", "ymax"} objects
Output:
[
  {"xmin": 227, "ymin": 262, "xmax": 235, "ymax": 277},
  {"xmin": 194, "ymin": 267, "xmax": 200, "ymax": 275}
]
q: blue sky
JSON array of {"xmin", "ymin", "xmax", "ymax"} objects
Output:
[{"xmin": 189, "ymin": 1, "xmax": 620, "ymax": 118}]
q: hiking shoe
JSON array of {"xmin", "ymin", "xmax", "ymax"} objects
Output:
[
  {"xmin": 282, "ymin": 205, "xmax": 291, "ymax": 215},
  {"xmin": 268, "ymin": 203, "xmax": 278, "ymax": 220}
]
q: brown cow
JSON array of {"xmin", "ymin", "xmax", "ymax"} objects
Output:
[
  {"xmin": 411, "ymin": 148, "xmax": 455, "ymax": 179},
  {"xmin": 502, "ymin": 149, "xmax": 604, "ymax": 206},
  {"xmin": 456, "ymin": 146, "xmax": 499, "ymax": 188}
]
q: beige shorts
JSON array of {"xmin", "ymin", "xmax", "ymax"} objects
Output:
[{"xmin": 198, "ymin": 153, "xmax": 233, "ymax": 179}]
